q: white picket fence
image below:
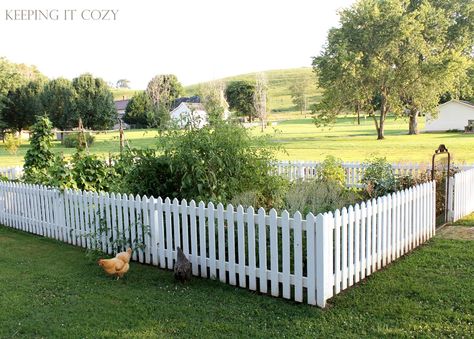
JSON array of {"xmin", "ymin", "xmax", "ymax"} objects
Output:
[
  {"xmin": 275, "ymin": 160, "xmax": 474, "ymax": 187},
  {"xmin": 0, "ymin": 180, "xmax": 436, "ymax": 307},
  {"xmin": 452, "ymin": 168, "xmax": 474, "ymax": 222},
  {"xmin": 0, "ymin": 166, "xmax": 23, "ymax": 180}
]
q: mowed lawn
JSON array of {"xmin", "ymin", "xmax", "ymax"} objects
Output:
[
  {"xmin": 1, "ymin": 115, "xmax": 474, "ymax": 166},
  {"xmin": 267, "ymin": 116, "xmax": 474, "ymax": 163},
  {"xmin": 0, "ymin": 223, "xmax": 473, "ymax": 338}
]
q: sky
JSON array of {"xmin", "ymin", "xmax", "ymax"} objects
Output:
[{"xmin": 0, "ymin": 0, "xmax": 356, "ymax": 88}]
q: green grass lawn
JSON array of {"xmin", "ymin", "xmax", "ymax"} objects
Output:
[
  {"xmin": 263, "ymin": 116, "xmax": 474, "ymax": 163},
  {"xmin": 0, "ymin": 225, "xmax": 473, "ymax": 337},
  {"xmin": 1, "ymin": 115, "xmax": 473, "ymax": 166},
  {"xmin": 453, "ymin": 213, "xmax": 474, "ymax": 226}
]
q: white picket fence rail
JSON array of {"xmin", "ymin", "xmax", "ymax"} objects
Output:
[
  {"xmin": 0, "ymin": 180, "xmax": 435, "ymax": 307},
  {"xmin": 274, "ymin": 160, "xmax": 474, "ymax": 187},
  {"xmin": 452, "ymin": 168, "xmax": 474, "ymax": 222},
  {"xmin": 0, "ymin": 166, "xmax": 23, "ymax": 180}
]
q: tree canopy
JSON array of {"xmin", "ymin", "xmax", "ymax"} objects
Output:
[
  {"xmin": 225, "ymin": 80, "xmax": 257, "ymax": 122},
  {"xmin": 313, "ymin": 0, "xmax": 473, "ymax": 139},
  {"xmin": 123, "ymin": 91, "xmax": 154, "ymax": 127},
  {"xmin": 72, "ymin": 74, "xmax": 116, "ymax": 130},
  {"xmin": 42, "ymin": 78, "xmax": 78, "ymax": 131},
  {"xmin": 2, "ymin": 79, "xmax": 46, "ymax": 133}
]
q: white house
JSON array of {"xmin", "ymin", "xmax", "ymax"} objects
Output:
[
  {"xmin": 170, "ymin": 102, "xmax": 208, "ymax": 129},
  {"xmin": 425, "ymin": 100, "xmax": 474, "ymax": 132}
]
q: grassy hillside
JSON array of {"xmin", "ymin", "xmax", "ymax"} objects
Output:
[
  {"xmin": 110, "ymin": 88, "xmax": 141, "ymax": 101},
  {"xmin": 185, "ymin": 68, "xmax": 321, "ymax": 114}
]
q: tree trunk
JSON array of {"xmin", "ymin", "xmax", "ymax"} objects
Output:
[
  {"xmin": 408, "ymin": 110, "xmax": 419, "ymax": 135},
  {"xmin": 356, "ymin": 104, "xmax": 360, "ymax": 125},
  {"xmin": 377, "ymin": 90, "xmax": 388, "ymax": 140},
  {"xmin": 377, "ymin": 120, "xmax": 385, "ymax": 140}
]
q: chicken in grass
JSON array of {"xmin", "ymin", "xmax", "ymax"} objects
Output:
[
  {"xmin": 115, "ymin": 248, "xmax": 132, "ymax": 264},
  {"xmin": 174, "ymin": 247, "xmax": 191, "ymax": 283},
  {"xmin": 97, "ymin": 248, "xmax": 132, "ymax": 279}
]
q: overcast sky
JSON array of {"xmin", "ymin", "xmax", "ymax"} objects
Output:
[{"xmin": 0, "ymin": 0, "xmax": 355, "ymax": 88}]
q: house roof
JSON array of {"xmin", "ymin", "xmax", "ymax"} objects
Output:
[
  {"xmin": 171, "ymin": 96, "xmax": 201, "ymax": 110},
  {"xmin": 460, "ymin": 100, "xmax": 474, "ymax": 107},
  {"xmin": 439, "ymin": 99, "xmax": 474, "ymax": 109},
  {"xmin": 114, "ymin": 99, "xmax": 130, "ymax": 111},
  {"xmin": 170, "ymin": 102, "xmax": 206, "ymax": 115}
]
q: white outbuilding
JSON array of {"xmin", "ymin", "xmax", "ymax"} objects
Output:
[
  {"xmin": 425, "ymin": 100, "xmax": 474, "ymax": 132},
  {"xmin": 170, "ymin": 102, "xmax": 208, "ymax": 129}
]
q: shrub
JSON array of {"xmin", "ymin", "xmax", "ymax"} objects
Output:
[
  {"xmin": 4, "ymin": 133, "xmax": 21, "ymax": 155},
  {"xmin": 284, "ymin": 178, "xmax": 361, "ymax": 216},
  {"xmin": 316, "ymin": 155, "xmax": 345, "ymax": 185},
  {"xmin": 62, "ymin": 132, "xmax": 95, "ymax": 149},
  {"xmin": 119, "ymin": 149, "xmax": 181, "ymax": 198},
  {"xmin": 70, "ymin": 151, "xmax": 115, "ymax": 192},
  {"xmin": 362, "ymin": 157, "xmax": 397, "ymax": 198},
  {"xmin": 157, "ymin": 122, "xmax": 285, "ymax": 204}
]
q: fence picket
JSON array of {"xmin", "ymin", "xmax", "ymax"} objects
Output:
[
  {"xmin": 208, "ymin": 202, "xmax": 217, "ymax": 279},
  {"xmin": 247, "ymin": 206, "xmax": 257, "ymax": 291},
  {"xmin": 217, "ymin": 203, "xmax": 226, "ymax": 283},
  {"xmin": 269, "ymin": 209, "xmax": 279, "ymax": 297},
  {"xmin": 293, "ymin": 211, "xmax": 303, "ymax": 303},
  {"xmin": 258, "ymin": 207, "xmax": 267, "ymax": 293}
]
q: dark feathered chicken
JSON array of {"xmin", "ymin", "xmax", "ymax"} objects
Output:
[{"xmin": 174, "ymin": 247, "xmax": 191, "ymax": 282}]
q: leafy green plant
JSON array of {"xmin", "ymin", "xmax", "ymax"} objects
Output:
[
  {"xmin": 118, "ymin": 149, "xmax": 181, "ymax": 198},
  {"xmin": 362, "ymin": 157, "xmax": 397, "ymax": 198},
  {"xmin": 4, "ymin": 132, "xmax": 21, "ymax": 155},
  {"xmin": 46, "ymin": 154, "xmax": 77, "ymax": 190},
  {"xmin": 62, "ymin": 132, "xmax": 95, "ymax": 149},
  {"xmin": 23, "ymin": 116, "xmax": 54, "ymax": 184},
  {"xmin": 83, "ymin": 213, "xmax": 150, "ymax": 262},
  {"xmin": 71, "ymin": 151, "xmax": 116, "ymax": 192},
  {"xmin": 316, "ymin": 155, "xmax": 345, "ymax": 185},
  {"xmin": 157, "ymin": 122, "xmax": 285, "ymax": 204}
]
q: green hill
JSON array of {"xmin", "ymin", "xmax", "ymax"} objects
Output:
[
  {"xmin": 111, "ymin": 88, "xmax": 140, "ymax": 101},
  {"xmin": 184, "ymin": 68, "xmax": 322, "ymax": 114}
]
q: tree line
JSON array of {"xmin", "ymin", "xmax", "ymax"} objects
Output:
[
  {"xmin": 0, "ymin": 58, "xmax": 117, "ymax": 135},
  {"xmin": 313, "ymin": 0, "xmax": 474, "ymax": 139}
]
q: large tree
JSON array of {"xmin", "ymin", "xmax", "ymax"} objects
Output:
[
  {"xmin": 146, "ymin": 74, "xmax": 183, "ymax": 127},
  {"xmin": 290, "ymin": 76, "xmax": 310, "ymax": 115},
  {"xmin": 2, "ymin": 79, "xmax": 45, "ymax": 133},
  {"xmin": 123, "ymin": 91, "xmax": 154, "ymax": 127},
  {"xmin": 313, "ymin": 0, "xmax": 473, "ymax": 139},
  {"xmin": 72, "ymin": 73, "xmax": 116, "ymax": 130},
  {"xmin": 197, "ymin": 80, "xmax": 229, "ymax": 123},
  {"xmin": 254, "ymin": 73, "xmax": 268, "ymax": 131},
  {"xmin": 225, "ymin": 80, "xmax": 256, "ymax": 122},
  {"xmin": 42, "ymin": 78, "xmax": 78, "ymax": 131},
  {"xmin": 146, "ymin": 75, "xmax": 183, "ymax": 109},
  {"xmin": 0, "ymin": 58, "xmax": 46, "ymax": 135}
]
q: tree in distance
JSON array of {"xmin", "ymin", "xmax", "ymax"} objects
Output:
[
  {"xmin": 196, "ymin": 80, "xmax": 229, "ymax": 124},
  {"xmin": 116, "ymin": 79, "xmax": 131, "ymax": 89},
  {"xmin": 1, "ymin": 79, "xmax": 46, "ymax": 133},
  {"xmin": 72, "ymin": 73, "xmax": 116, "ymax": 130},
  {"xmin": 225, "ymin": 80, "xmax": 257, "ymax": 122},
  {"xmin": 146, "ymin": 74, "xmax": 183, "ymax": 127},
  {"xmin": 42, "ymin": 78, "xmax": 78, "ymax": 132},
  {"xmin": 289, "ymin": 76, "xmax": 310, "ymax": 115},
  {"xmin": 123, "ymin": 91, "xmax": 154, "ymax": 127}
]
